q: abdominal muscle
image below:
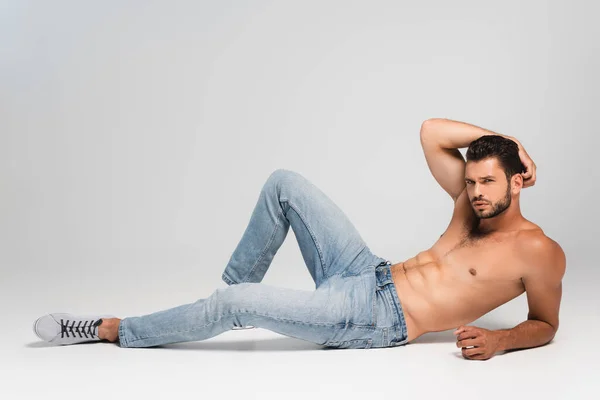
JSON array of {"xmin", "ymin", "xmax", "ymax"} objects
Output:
[{"xmin": 389, "ymin": 250, "xmax": 525, "ymax": 343}]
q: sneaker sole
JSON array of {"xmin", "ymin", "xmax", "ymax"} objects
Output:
[{"xmin": 33, "ymin": 317, "xmax": 42, "ymax": 340}]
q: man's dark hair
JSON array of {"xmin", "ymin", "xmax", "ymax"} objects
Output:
[{"xmin": 465, "ymin": 135, "xmax": 526, "ymax": 182}]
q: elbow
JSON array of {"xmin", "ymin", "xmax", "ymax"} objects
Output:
[
  {"xmin": 420, "ymin": 119, "xmax": 435, "ymax": 135},
  {"xmin": 420, "ymin": 119, "xmax": 436, "ymax": 143},
  {"xmin": 420, "ymin": 118, "xmax": 444, "ymax": 140}
]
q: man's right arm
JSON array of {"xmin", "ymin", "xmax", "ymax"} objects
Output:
[{"xmin": 419, "ymin": 118, "xmax": 503, "ymax": 201}]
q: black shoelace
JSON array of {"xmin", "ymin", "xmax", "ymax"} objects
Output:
[{"xmin": 60, "ymin": 318, "xmax": 103, "ymax": 339}]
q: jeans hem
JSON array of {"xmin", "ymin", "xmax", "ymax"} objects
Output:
[
  {"xmin": 117, "ymin": 318, "xmax": 128, "ymax": 347},
  {"xmin": 221, "ymin": 272, "xmax": 237, "ymax": 286}
]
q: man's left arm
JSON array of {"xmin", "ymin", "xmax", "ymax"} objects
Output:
[
  {"xmin": 497, "ymin": 238, "xmax": 566, "ymax": 352},
  {"xmin": 454, "ymin": 237, "xmax": 566, "ymax": 360}
]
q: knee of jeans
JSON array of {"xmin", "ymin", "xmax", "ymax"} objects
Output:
[
  {"xmin": 213, "ymin": 284, "xmax": 254, "ymax": 313},
  {"xmin": 264, "ymin": 168, "xmax": 301, "ymax": 193}
]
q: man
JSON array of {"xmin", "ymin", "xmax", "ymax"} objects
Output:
[{"xmin": 33, "ymin": 118, "xmax": 565, "ymax": 360}]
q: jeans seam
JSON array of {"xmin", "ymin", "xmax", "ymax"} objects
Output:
[
  {"xmin": 372, "ymin": 277, "xmax": 377, "ymax": 328},
  {"xmin": 124, "ymin": 310, "xmax": 351, "ymax": 344},
  {"xmin": 381, "ymin": 284, "xmax": 408, "ymax": 344},
  {"xmin": 281, "ymin": 197, "xmax": 327, "ymax": 280},
  {"xmin": 241, "ymin": 206, "xmax": 284, "ymax": 283}
]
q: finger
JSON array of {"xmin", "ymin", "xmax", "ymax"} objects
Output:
[
  {"xmin": 462, "ymin": 347, "xmax": 484, "ymax": 357},
  {"xmin": 525, "ymin": 169, "xmax": 536, "ymax": 187},
  {"xmin": 453, "ymin": 326, "xmax": 466, "ymax": 335},
  {"xmin": 456, "ymin": 325, "xmax": 474, "ymax": 332},
  {"xmin": 522, "ymin": 173, "xmax": 533, "ymax": 188},
  {"xmin": 468, "ymin": 353, "xmax": 489, "ymax": 360},
  {"xmin": 457, "ymin": 338, "xmax": 480, "ymax": 348},
  {"xmin": 457, "ymin": 331, "xmax": 480, "ymax": 341},
  {"xmin": 462, "ymin": 348, "xmax": 479, "ymax": 359}
]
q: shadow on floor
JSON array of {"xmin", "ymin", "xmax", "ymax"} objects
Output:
[{"xmin": 24, "ymin": 337, "xmax": 322, "ymax": 351}]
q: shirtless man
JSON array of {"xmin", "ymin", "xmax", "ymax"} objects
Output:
[
  {"xmin": 33, "ymin": 118, "xmax": 565, "ymax": 360},
  {"xmin": 396, "ymin": 118, "xmax": 566, "ymax": 360}
]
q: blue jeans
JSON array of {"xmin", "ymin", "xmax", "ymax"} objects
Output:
[{"xmin": 117, "ymin": 169, "xmax": 409, "ymax": 349}]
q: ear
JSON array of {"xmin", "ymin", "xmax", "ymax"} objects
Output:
[{"xmin": 511, "ymin": 173, "xmax": 523, "ymax": 194}]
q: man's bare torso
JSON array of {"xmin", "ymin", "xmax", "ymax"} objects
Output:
[{"xmin": 389, "ymin": 190, "xmax": 546, "ymax": 343}]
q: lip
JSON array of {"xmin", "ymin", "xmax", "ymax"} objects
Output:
[{"xmin": 473, "ymin": 202, "xmax": 488, "ymax": 206}]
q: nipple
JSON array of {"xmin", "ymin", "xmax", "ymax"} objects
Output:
[{"xmin": 469, "ymin": 268, "xmax": 477, "ymax": 276}]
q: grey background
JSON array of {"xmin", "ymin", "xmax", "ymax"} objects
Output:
[{"xmin": 2, "ymin": 1, "xmax": 598, "ymax": 399}]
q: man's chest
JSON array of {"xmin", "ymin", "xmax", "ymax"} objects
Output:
[{"xmin": 434, "ymin": 236, "xmax": 525, "ymax": 285}]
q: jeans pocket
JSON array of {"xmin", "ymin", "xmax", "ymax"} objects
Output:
[{"xmin": 323, "ymin": 338, "xmax": 373, "ymax": 349}]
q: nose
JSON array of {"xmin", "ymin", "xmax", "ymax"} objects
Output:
[{"xmin": 472, "ymin": 184, "xmax": 483, "ymax": 198}]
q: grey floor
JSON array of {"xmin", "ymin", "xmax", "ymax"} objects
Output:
[{"xmin": 3, "ymin": 266, "xmax": 597, "ymax": 400}]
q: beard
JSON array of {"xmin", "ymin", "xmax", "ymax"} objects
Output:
[{"xmin": 473, "ymin": 184, "xmax": 512, "ymax": 219}]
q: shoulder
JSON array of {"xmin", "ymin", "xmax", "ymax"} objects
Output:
[
  {"xmin": 517, "ymin": 229, "xmax": 566, "ymax": 280},
  {"xmin": 516, "ymin": 228, "xmax": 562, "ymax": 256}
]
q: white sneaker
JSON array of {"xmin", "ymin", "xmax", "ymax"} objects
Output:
[{"xmin": 33, "ymin": 313, "xmax": 116, "ymax": 345}]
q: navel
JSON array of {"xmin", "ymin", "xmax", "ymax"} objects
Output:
[{"xmin": 469, "ymin": 268, "xmax": 477, "ymax": 276}]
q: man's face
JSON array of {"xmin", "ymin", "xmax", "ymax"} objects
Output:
[{"xmin": 464, "ymin": 158, "xmax": 513, "ymax": 219}]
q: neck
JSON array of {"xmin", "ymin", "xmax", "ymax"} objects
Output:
[{"xmin": 476, "ymin": 200, "xmax": 524, "ymax": 234}]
